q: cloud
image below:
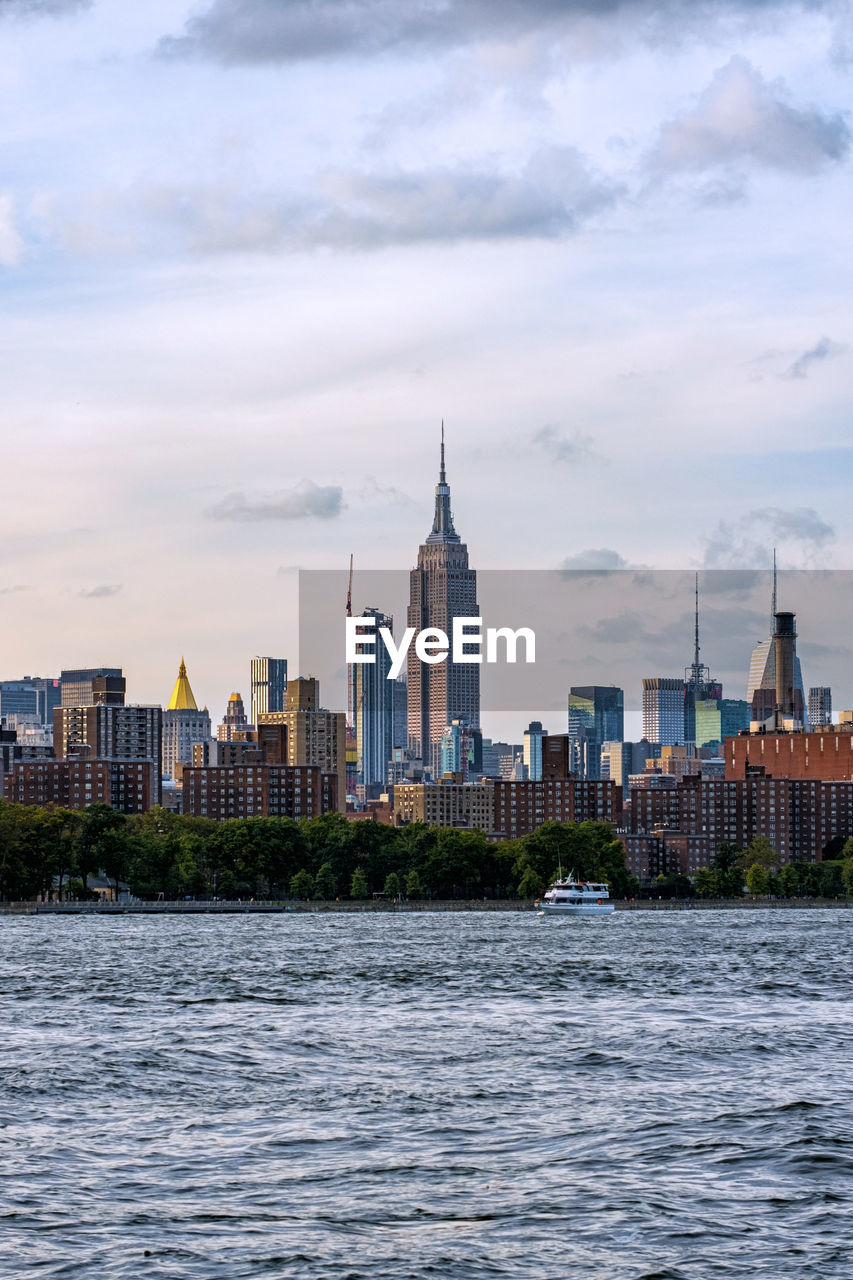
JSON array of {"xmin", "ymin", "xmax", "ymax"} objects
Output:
[
  {"xmin": 82, "ymin": 146, "xmax": 618, "ymax": 257},
  {"xmin": 560, "ymin": 548, "xmax": 628, "ymax": 571},
  {"xmin": 78, "ymin": 584, "xmax": 122, "ymax": 598},
  {"xmin": 207, "ymin": 481, "xmax": 344, "ymax": 522},
  {"xmin": 0, "ymin": 194, "xmax": 24, "ymax": 268},
  {"xmin": 783, "ymin": 336, "xmax": 847, "ymax": 379},
  {"xmin": 355, "ymin": 477, "xmax": 414, "ymax": 505},
  {"xmin": 0, "ymin": 1, "xmax": 90, "ymax": 17},
  {"xmin": 702, "ymin": 507, "xmax": 835, "ymax": 569},
  {"xmin": 533, "ymin": 424, "xmax": 598, "ymax": 464},
  {"xmin": 0, "ymin": 584, "xmax": 28, "ymax": 595},
  {"xmin": 159, "ymin": 1, "xmax": 839, "ymax": 64},
  {"xmin": 648, "ymin": 56, "xmax": 851, "ymax": 176}
]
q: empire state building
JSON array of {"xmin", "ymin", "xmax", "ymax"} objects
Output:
[{"xmin": 407, "ymin": 431, "xmax": 480, "ymax": 770}]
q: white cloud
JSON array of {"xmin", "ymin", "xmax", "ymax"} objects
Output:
[
  {"xmin": 648, "ymin": 56, "xmax": 850, "ymax": 176},
  {"xmin": 0, "ymin": 194, "xmax": 24, "ymax": 267}
]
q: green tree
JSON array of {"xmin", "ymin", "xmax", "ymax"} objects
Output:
[
  {"xmin": 841, "ymin": 856, "xmax": 853, "ymax": 897},
  {"xmin": 746, "ymin": 863, "xmax": 769, "ymax": 895},
  {"xmin": 290, "ymin": 868, "xmax": 314, "ymax": 899},
  {"xmin": 777, "ymin": 864, "xmax": 798, "ymax": 897},
  {"xmin": 77, "ymin": 804, "xmax": 126, "ymax": 896},
  {"xmin": 517, "ymin": 866, "xmax": 543, "ymax": 899},
  {"xmin": 314, "ymin": 861, "xmax": 336, "ymax": 900},
  {"xmin": 693, "ymin": 867, "xmax": 718, "ymax": 898},
  {"xmin": 404, "ymin": 868, "xmax": 423, "ymax": 900},
  {"xmin": 817, "ymin": 863, "xmax": 839, "ymax": 898},
  {"xmin": 350, "ymin": 867, "xmax": 369, "ymax": 899},
  {"xmin": 738, "ymin": 836, "xmax": 781, "ymax": 872},
  {"xmin": 712, "ymin": 842, "xmax": 740, "ymax": 873},
  {"xmin": 383, "ymin": 871, "xmax": 401, "ymax": 899}
]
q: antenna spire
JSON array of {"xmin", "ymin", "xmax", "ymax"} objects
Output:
[
  {"xmin": 694, "ymin": 571, "xmax": 700, "ymax": 678},
  {"xmin": 426, "ymin": 421, "xmax": 460, "ymax": 543},
  {"xmin": 771, "ymin": 547, "xmax": 777, "ymax": 632}
]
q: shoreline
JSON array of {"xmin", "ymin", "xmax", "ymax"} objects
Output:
[{"xmin": 1, "ymin": 897, "xmax": 850, "ymax": 916}]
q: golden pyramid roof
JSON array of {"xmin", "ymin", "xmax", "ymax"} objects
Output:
[{"xmin": 167, "ymin": 657, "xmax": 198, "ymax": 711}]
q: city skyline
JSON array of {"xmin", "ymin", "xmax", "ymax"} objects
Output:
[{"xmin": 1, "ymin": 1, "xmax": 850, "ymax": 716}]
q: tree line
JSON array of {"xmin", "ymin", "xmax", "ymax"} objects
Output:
[
  {"xmin": 0, "ymin": 800, "xmax": 636, "ymax": 902},
  {"xmin": 653, "ymin": 838, "xmax": 853, "ymax": 899}
]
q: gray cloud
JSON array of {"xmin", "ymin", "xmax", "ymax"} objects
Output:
[
  {"xmin": 159, "ymin": 1, "xmax": 838, "ymax": 64},
  {"xmin": 783, "ymin": 336, "xmax": 847, "ymax": 379},
  {"xmin": 560, "ymin": 548, "xmax": 628, "ymax": 571},
  {"xmin": 702, "ymin": 507, "xmax": 835, "ymax": 569},
  {"xmin": 0, "ymin": 1, "xmax": 90, "ymax": 16},
  {"xmin": 208, "ymin": 481, "xmax": 344, "ymax": 522},
  {"xmin": 533, "ymin": 424, "xmax": 598, "ymax": 464},
  {"xmin": 123, "ymin": 146, "xmax": 618, "ymax": 254},
  {"xmin": 78, "ymin": 584, "xmax": 122, "ymax": 598},
  {"xmin": 0, "ymin": 584, "xmax": 28, "ymax": 595},
  {"xmin": 648, "ymin": 56, "xmax": 850, "ymax": 176}
]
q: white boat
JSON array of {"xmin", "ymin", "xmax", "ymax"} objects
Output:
[{"xmin": 538, "ymin": 872, "xmax": 615, "ymax": 916}]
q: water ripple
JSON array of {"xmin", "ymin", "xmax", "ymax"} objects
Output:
[{"xmin": 1, "ymin": 910, "xmax": 851, "ymax": 1278}]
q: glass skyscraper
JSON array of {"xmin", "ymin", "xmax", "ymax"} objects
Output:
[{"xmin": 568, "ymin": 686, "xmax": 624, "ymax": 779}]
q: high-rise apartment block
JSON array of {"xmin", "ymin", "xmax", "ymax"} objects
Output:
[
  {"xmin": 407, "ymin": 433, "xmax": 479, "ymax": 773},
  {"xmin": 4, "ymin": 758, "xmax": 151, "ymax": 813},
  {"xmin": 250, "ymin": 657, "xmax": 287, "ymax": 727},
  {"xmin": 182, "ymin": 762, "xmax": 337, "ymax": 822},
  {"xmin": 53, "ymin": 703, "xmax": 162, "ymax": 806},
  {"xmin": 258, "ymin": 676, "xmax": 346, "ymax": 811}
]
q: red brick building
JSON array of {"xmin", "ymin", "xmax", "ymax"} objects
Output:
[
  {"xmin": 621, "ymin": 773, "xmax": 853, "ymax": 875},
  {"xmin": 4, "ymin": 759, "xmax": 151, "ymax": 813},
  {"xmin": 728, "ymin": 728, "xmax": 853, "ymax": 782},
  {"xmin": 182, "ymin": 763, "xmax": 337, "ymax": 821},
  {"xmin": 493, "ymin": 779, "xmax": 621, "ymax": 840}
]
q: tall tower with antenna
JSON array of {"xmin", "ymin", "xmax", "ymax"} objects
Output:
[
  {"xmin": 684, "ymin": 573, "xmax": 721, "ymax": 744},
  {"xmin": 746, "ymin": 551, "xmax": 808, "ymax": 725},
  {"xmin": 407, "ymin": 426, "xmax": 479, "ymax": 771}
]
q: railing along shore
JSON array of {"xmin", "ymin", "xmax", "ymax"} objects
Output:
[{"xmin": 0, "ymin": 897, "xmax": 850, "ymax": 915}]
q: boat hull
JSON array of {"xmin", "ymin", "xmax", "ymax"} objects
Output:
[{"xmin": 539, "ymin": 902, "xmax": 614, "ymax": 916}]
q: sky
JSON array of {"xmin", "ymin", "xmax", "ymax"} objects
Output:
[{"xmin": 1, "ymin": 0, "xmax": 851, "ymax": 726}]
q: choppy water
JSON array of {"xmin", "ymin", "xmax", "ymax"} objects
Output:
[{"xmin": 2, "ymin": 910, "xmax": 852, "ymax": 1279}]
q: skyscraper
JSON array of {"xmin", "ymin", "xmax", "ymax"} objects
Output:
[
  {"xmin": 162, "ymin": 658, "xmax": 212, "ymax": 783},
  {"xmin": 642, "ymin": 678, "xmax": 685, "ymax": 747},
  {"xmin": 407, "ymin": 430, "xmax": 479, "ymax": 772},
  {"xmin": 250, "ymin": 657, "xmax": 287, "ymax": 728},
  {"xmin": 351, "ymin": 606, "xmax": 394, "ymax": 793},
  {"xmin": 60, "ymin": 667, "xmax": 124, "ymax": 707},
  {"xmin": 809, "ymin": 687, "xmax": 832, "ymax": 727},
  {"xmin": 568, "ymin": 686, "xmax": 624, "ymax": 779},
  {"xmin": 683, "ymin": 574, "xmax": 722, "ymax": 745},
  {"xmin": 523, "ymin": 721, "xmax": 547, "ymax": 781},
  {"xmin": 747, "ymin": 557, "xmax": 807, "ymax": 725},
  {"xmin": 217, "ymin": 693, "xmax": 249, "ymax": 741}
]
